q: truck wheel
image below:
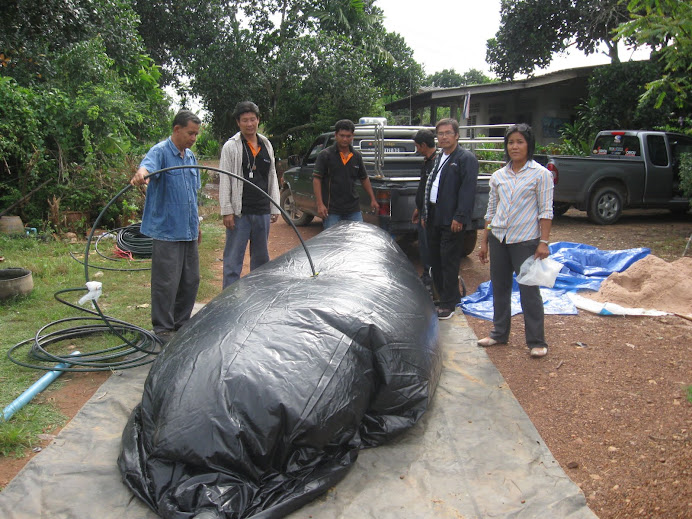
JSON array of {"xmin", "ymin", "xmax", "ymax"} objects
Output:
[
  {"xmin": 670, "ymin": 206, "xmax": 690, "ymax": 217},
  {"xmin": 280, "ymin": 189, "xmax": 314, "ymax": 226},
  {"xmin": 587, "ymin": 185, "xmax": 623, "ymax": 225},
  {"xmin": 461, "ymin": 230, "xmax": 477, "ymax": 257},
  {"xmin": 553, "ymin": 202, "xmax": 571, "ymax": 217}
]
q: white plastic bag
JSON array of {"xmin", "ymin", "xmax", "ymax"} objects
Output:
[{"xmin": 516, "ymin": 257, "xmax": 562, "ymax": 288}]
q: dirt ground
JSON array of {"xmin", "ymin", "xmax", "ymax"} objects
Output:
[
  {"xmin": 1, "ymin": 206, "xmax": 691, "ymax": 519},
  {"xmin": 460, "ymin": 209, "xmax": 692, "ymax": 519}
]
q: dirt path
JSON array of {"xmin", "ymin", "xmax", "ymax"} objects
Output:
[{"xmin": 2, "ymin": 207, "xmax": 691, "ymax": 518}]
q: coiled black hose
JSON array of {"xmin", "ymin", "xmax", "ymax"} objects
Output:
[
  {"xmin": 69, "ymin": 224, "xmax": 153, "ymax": 272},
  {"xmin": 115, "ymin": 223, "xmax": 152, "ymax": 258}
]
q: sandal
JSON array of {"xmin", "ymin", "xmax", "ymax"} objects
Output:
[
  {"xmin": 477, "ymin": 337, "xmax": 505, "ymax": 347},
  {"xmin": 530, "ymin": 347, "xmax": 548, "ymax": 358}
]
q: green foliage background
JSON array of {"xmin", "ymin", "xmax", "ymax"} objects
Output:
[
  {"xmin": 1, "ymin": 0, "xmax": 427, "ymax": 226},
  {"xmin": 679, "ymin": 153, "xmax": 692, "ymax": 208},
  {"xmin": 1, "ymin": 1, "xmax": 170, "ymax": 230}
]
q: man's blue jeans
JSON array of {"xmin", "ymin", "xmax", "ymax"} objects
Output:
[
  {"xmin": 323, "ymin": 211, "xmax": 363, "ymax": 229},
  {"xmin": 223, "ymin": 214, "xmax": 270, "ymax": 289}
]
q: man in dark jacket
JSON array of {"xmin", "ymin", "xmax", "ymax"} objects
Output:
[
  {"xmin": 423, "ymin": 118, "xmax": 479, "ymax": 319},
  {"xmin": 411, "ymin": 129, "xmax": 437, "ymax": 291}
]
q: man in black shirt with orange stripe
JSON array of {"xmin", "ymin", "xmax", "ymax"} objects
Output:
[{"xmin": 313, "ymin": 119, "xmax": 379, "ymax": 229}]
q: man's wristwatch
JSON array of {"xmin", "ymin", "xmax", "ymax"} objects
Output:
[{"xmin": 539, "ymin": 239, "xmax": 549, "ymax": 245}]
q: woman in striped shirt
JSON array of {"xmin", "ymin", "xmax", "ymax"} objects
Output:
[{"xmin": 477, "ymin": 123, "xmax": 554, "ymax": 358}]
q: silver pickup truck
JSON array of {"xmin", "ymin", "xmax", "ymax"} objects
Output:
[
  {"xmin": 280, "ymin": 122, "xmax": 509, "ymax": 256},
  {"xmin": 545, "ymin": 130, "xmax": 692, "ymax": 224}
]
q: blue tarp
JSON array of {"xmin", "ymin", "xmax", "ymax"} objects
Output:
[{"xmin": 460, "ymin": 242, "xmax": 650, "ymax": 321}]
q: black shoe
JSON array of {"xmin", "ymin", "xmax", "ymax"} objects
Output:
[
  {"xmin": 437, "ymin": 307, "xmax": 455, "ymax": 320},
  {"xmin": 156, "ymin": 330, "xmax": 176, "ymax": 345}
]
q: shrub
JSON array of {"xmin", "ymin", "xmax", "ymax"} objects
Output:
[
  {"xmin": 468, "ymin": 135, "xmax": 505, "ymax": 174},
  {"xmin": 0, "ymin": 37, "xmax": 168, "ymax": 230},
  {"xmin": 194, "ymin": 124, "xmax": 220, "ymax": 159},
  {"xmin": 679, "ymin": 152, "xmax": 692, "ymax": 209}
]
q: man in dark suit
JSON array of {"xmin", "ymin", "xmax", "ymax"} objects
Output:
[{"xmin": 422, "ymin": 118, "xmax": 479, "ymax": 319}]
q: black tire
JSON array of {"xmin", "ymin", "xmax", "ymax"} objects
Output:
[
  {"xmin": 670, "ymin": 206, "xmax": 690, "ymax": 217},
  {"xmin": 461, "ymin": 230, "xmax": 477, "ymax": 257},
  {"xmin": 553, "ymin": 202, "xmax": 571, "ymax": 217},
  {"xmin": 587, "ymin": 185, "xmax": 624, "ymax": 225},
  {"xmin": 280, "ymin": 189, "xmax": 314, "ymax": 226}
]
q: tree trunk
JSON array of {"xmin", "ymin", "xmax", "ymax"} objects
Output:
[{"xmin": 606, "ymin": 39, "xmax": 620, "ymax": 63}]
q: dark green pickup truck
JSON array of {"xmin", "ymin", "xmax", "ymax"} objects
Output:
[
  {"xmin": 280, "ymin": 123, "xmax": 508, "ymax": 256},
  {"xmin": 545, "ymin": 130, "xmax": 692, "ymax": 224}
]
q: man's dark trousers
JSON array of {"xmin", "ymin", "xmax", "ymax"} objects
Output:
[
  {"xmin": 151, "ymin": 239, "xmax": 199, "ymax": 334},
  {"xmin": 428, "ymin": 207, "xmax": 464, "ymax": 309}
]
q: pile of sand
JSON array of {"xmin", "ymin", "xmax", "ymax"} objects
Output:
[{"xmin": 584, "ymin": 255, "xmax": 692, "ymax": 317}]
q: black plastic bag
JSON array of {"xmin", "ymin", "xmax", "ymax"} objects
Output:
[{"xmin": 118, "ymin": 222, "xmax": 442, "ymax": 518}]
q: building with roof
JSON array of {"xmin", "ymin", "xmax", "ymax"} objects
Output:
[{"xmin": 385, "ymin": 65, "xmax": 601, "ymax": 146}]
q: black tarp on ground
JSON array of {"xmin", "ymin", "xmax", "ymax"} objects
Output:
[{"xmin": 118, "ymin": 222, "xmax": 442, "ymax": 518}]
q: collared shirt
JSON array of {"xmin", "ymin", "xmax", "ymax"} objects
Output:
[
  {"xmin": 429, "ymin": 152, "xmax": 451, "ymax": 203},
  {"xmin": 485, "ymin": 159, "xmax": 554, "ymax": 244},
  {"xmin": 313, "ymin": 143, "xmax": 367, "ymax": 215},
  {"xmin": 139, "ymin": 137, "xmax": 200, "ymax": 241}
]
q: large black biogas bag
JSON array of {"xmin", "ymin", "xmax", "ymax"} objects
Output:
[{"xmin": 118, "ymin": 222, "xmax": 442, "ymax": 518}]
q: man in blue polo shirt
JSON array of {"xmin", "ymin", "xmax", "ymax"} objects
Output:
[
  {"xmin": 130, "ymin": 110, "xmax": 202, "ymax": 344},
  {"xmin": 313, "ymin": 119, "xmax": 379, "ymax": 229}
]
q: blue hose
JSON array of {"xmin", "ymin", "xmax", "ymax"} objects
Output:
[{"xmin": 2, "ymin": 352, "xmax": 80, "ymax": 422}]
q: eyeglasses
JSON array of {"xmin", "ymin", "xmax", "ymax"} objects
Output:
[{"xmin": 437, "ymin": 131, "xmax": 456, "ymax": 137}]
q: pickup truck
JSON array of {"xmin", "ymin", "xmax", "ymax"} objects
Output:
[
  {"xmin": 545, "ymin": 130, "xmax": 692, "ymax": 224},
  {"xmin": 280, "ymin": 122, "xmax": 508, "ymax": 256}
]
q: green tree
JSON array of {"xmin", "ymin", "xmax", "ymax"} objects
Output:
[
  {"xmin": 131, "ymin": 0, "xmax": 238, "ymax": 87},
  {"xmin": 424, "ymin": 69, "xmax": 465, "ymax": 88},
  {"xmin": 0, "ymin": 77, "xmax": 47, "ymax": 211},
  {"xmin": 300, "ymin": 34, "xmax": 380, "ymax": 129},
  {"xmin": 188, "ymin": 4, "xmax": 308, "ymax": 140},
  {"xmin": 486, "ymin": 0, "xmax": 632, "ymax": 80},
  {"xmin": 424, "ymin": 68, "xmax": 493, "ymax": 88},
  {"xmin": 616, "ymin": 0, "xmax": 692, "ymax": 111},
  {"xmin": 582, "ymin": 60, "xmax": 673, "ymax": 132},
  {"xmin": 1, "ymin": 0, "xmax": 89, "ymax": 83},
  {"xmin": 556, "ymin": 60, "xmax": 678, "ymax": 154},
  {"xmin": 309, "ymin": 0, "xmax": 383, "ymax": 42},
  {"xmin": 460, "ymin": 69, "xmax": 494, "ymax": 85},
  {"xmin": 1, "ymin": 0, "xmax": 169, "ymax": 228},
  {"xmin": 370, "ymin": 32, "xmax": 424, "ymax": 102},
  {"xmin": 2, "ymin": 0, "xmax": 149, "ymax": 85},
  {"xmin": 181, "ymin": 0, "xmax": 421, "ymax": 155}
]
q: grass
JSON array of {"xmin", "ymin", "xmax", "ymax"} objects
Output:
[
  {"xmin": 686, "ymin": 385, "xmax": 692, "ymax": 404},
  {"xmin": 0, "ymin": 216, "xmax": 226, "ymax": 458}
]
